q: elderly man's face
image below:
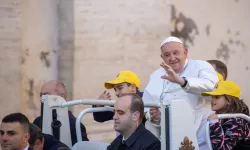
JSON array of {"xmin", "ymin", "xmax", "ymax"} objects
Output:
[
  {"xmin": 161, "ymin": 42, "xmax": 188, "ymax": 73},
  {"xmin": 39, "ymin": 81, "xmax": 66, "ymax": 101}
]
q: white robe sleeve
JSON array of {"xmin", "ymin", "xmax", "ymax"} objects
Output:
[
  {"xmin": 142, "ymin": 72, "xmax": 162, "ymax": 138},
  {"xmin": 184, "ymin": 61, "xmax": 218, "ymax": 95},
  {"xmin": 142, "ymin": 89, "xmax": 153, "ymax": 113}
]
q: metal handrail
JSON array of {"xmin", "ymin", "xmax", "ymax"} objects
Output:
[
  {"xmin": 60, "ymin": 99, "xmax": 160, "ymax": 108},
  {"xmin": 75, "ymin": 100, "xmax": 161, "ymax": 142},
  {"xmin": 206, "ymin": 113, "xmax": 250, "ymax": 150},
  {"xmin": 76, "ymin": 107, "xmax": 114, "ymax": 142},
  {"xmin": 43, "ymin": 95, "xmax": 198, "ymax": 150}
]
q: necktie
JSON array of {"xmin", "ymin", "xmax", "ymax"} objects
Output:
[{"xmin": 118, "ymin": 140, "xmax": 127, "ymax": 150}]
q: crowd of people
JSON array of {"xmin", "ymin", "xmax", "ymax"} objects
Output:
[{"xmin": 0, "ymin": 36, "xmax": 249, "ymax": 150}]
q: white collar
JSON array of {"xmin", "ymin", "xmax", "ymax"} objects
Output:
[
  {"xmin": 182, "ymin": 59, "xmax": 188, "ymax": 70},
  {"xmin": 176, "ymin": 59, "xmax": 188, "ymax": 75},
  {"xmin": 122, "ymin": 136, "xmax": 126, "ymax": 141},
  {"xmin": 184, "ymin": 59, "xmax": 188, "ymax": 66},
  {"xmin": 122, "ymin": 135, "xmax": 131, "ymax": 142},
  {"xmin": 24, "ymin": 145, "xmax": 29, "ymax": 150}
]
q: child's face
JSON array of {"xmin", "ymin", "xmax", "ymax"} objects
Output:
[
  {"xmin": 114, "ymin": 83, "xmax": 136, "ymax": 97},
  {"xmin": 211, "ymin": 95, "xmax": 229, "ymax": 112}
]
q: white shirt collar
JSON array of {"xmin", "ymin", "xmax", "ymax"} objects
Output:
[
  {"xmin": 24, "ymin": 145, "xmax": 29, "ymax": 150},
  {"xmin": 122, "ymin": 136, "xmax": 126, "ymax": 141},
  {"xmin": 176, "ymin": 58, "xmax": 188, "ymax": 75},
  {"xmin": 184, "ymin": 58, "xmax": 188, "ymax": 66},
  {"xmin": 122, "ymin": 135, "xmax": 131, "ymax": 142}
]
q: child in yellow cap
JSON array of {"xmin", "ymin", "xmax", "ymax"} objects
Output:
[
  {"xmin": 202, "ymin": 81, "xmax": 250, "ymax": 150},
  {"xmin": 93, "ymin": 70, "xmax": 144, "ymax": 123}
]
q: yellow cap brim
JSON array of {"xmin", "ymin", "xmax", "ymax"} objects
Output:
[
  {"xmin": 202, "ymin": 91, "xmax": 224, "ymax": 97},
  {"xmin": 104, "ymin": 79, "xmax": 125, "ymax": 89}
]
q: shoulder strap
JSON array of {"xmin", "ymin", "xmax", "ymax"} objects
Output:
[{"xmin": 51, "ymin": 109, "xmax": 62, "ymax": 140}]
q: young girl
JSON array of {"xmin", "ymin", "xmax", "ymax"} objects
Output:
[{"xmin": 202, "ymin": 80, "xmax": 250, "ymax": 150}]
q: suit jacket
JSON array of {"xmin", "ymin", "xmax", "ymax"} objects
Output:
[
  {"xmin": 43, "ymin": 134, "xmax": 69, "ymax": 150},
  {"xmin": 107, "ymin": 123, "xmax": 160, "ymax": 150},
  {"xmin": 33, "ymin": 111, "xmax": 89, "ymax": 145}
]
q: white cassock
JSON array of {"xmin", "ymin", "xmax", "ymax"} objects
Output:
[{"xmin": 143, "ymin": 59, "xmax": 218, "ymax": 150}]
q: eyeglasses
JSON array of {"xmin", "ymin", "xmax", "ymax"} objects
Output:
[
  {"xmin": 40, "ymin": 92, "xmax": 49, "ymax": 97},
  {"xmin": 40, "ymin": 92, "xmax": 65, "ymax": 99}
]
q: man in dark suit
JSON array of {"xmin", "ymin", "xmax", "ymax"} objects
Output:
[
  {"xmin": 33, "ymin": 80, "xmax": 88, "ymax": 145},
  {"xmin": 0, "ymin": 113, "xmax": 31, "ymax": 150},
  {"xmin": 93, "ymin": 70, "xmax": 146, "ymax": 123},
  {"xmin": 29, "ymin": 123, "xmax": 69, "ymax": 150},
  {"xmin": 107, "ymin": 94, "xmax": 160, "ymax": 150}
]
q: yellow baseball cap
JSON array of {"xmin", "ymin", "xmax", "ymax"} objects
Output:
[
  {"xmin": 202, "ymin": 80, "xmax": 240, "ymax": 98},
  {"xmin": 104, "ymin": 71, "xmax": 140, "ymax": 89},
  {"xmin": 216, "ymin": 72, "xmax": 224, "ymax": 81}
]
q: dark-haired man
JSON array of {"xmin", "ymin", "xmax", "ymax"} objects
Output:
[
  {"xmin": 0, "ymin": 113, "xmax": 30, "ymax": 150},
  {"xmin": 107, "ymin": 94, "xmax": 160, "ymax": 150},
  {"xmin": 29, "ymin": 123, "xmax": 69, "ymax": 150}
]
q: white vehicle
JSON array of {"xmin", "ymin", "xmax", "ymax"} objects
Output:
[{"xmin": 41, "ymin": 95, "xmax": 250, "ymax": 150}]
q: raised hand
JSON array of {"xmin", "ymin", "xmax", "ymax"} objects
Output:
[
  {"xmin": 160, "ymin": 62, "xmax": 184, "ymax": 85},
  {"xmin": 95, "ymin": 91, "xmax": 111, "ymax": 107},
  {"xmin": 98, "ymin": 91, "xmax": 111, "ymax": 100}
]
